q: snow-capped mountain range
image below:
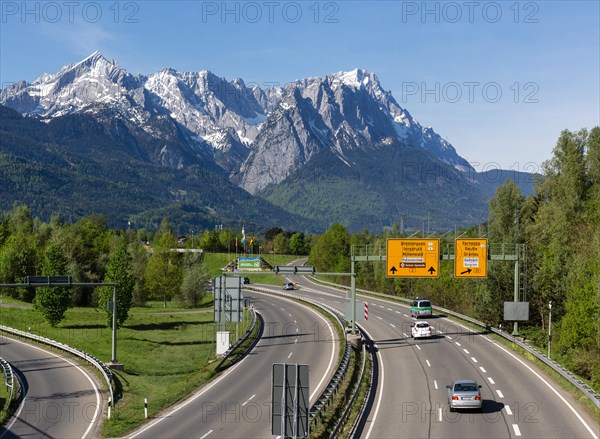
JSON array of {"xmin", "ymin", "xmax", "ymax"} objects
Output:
[{"xmin": 1, "ymin": 51, "xmax": 473, "ymax": 194}]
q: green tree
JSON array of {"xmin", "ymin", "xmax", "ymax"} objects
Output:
[
  {"xmin": 177, "ymin": 252, "xmax": 211, "ymax": 308},
  {"xmin": 98, "ymin": 241, "xmax": 135, "ymax": 327},
  {"xmin": 289, "ymin": 232, "xmax": 307, "ymax": 255},
  {"xmin": 34, "ymin": 244, "xmax": 70, "ymax": 326},
  {"xmin": 145, "ymin": 228, "xmax": 182, "ymax": 307},
  {"xmin": 474, "ymin": 180, "xmax": 524, "ymax": 324},
  {"xmin": 273, "ymin": 233, "xmax": 290, "ymax": 255}
]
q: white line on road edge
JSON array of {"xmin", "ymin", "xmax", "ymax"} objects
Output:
[
  {"xmin": 426, "ymin": 360, "xmax": 431, "ymax": 367},
  {"xmin": 505, "ymin": 405, "xmax": 513, "ymax": 416},
  {"xmin": 455, "ymin": 342, "xmax": 461, "ymax": 346},
  {"xmin": 288, "ymin": 352, "xmax": 293, "ymax": 359},
  {"xmin": 434, "ymin": 380, "xmax": 438, "ymax": 389},
  {"xmin": 438, "ymin": 407, "xmax": 442, "ymax": 422},
  {"xmin": 479, "ymin": 367, "xmax": 487, "ymax": 373},
  {"xmin": 496, "ymin": 389, "xmax": 504, "ymax": 398},
  {"xmin": 1, "ymin": 336, "xmax": 101, "ymax": 439},
  {"xmin": 416, "ymin": 345, "xmax": 421, "ymax": 350},
  {"xmin": 199, "ymin": 429, "xmax": 213, "ymax": 439},
  {"xmin": 463, "ymin": 349, "xmax": 470, "ymax": 354},
  {"xmin": 439, "ymin": 315, "xmax": 599, "ymax": 439},
  {"xmin": 512, "ymin": 424, "xmax": 522, "ymax": 436},
  {"xmin": 471, "ymin": 357, "xmax": 478, "ymax": 363},
  {"xmin": 390, "ymin": 324, "xmax": 396, "ymax": 328},
  {"xmin": 361, "ymin": 325, "xmax": 384, "ymax": 439},
  {"xmin": 488, "ymin": 377, "xmax": 495, "ymax": 384}
]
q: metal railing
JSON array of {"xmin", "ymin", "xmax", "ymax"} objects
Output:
[
  {"xmin": 0, "ymin": 357, "xmax": 15, "ymax": 408},
  {"xmin": 309, "ymin": 277, "xmax": 600, "ymax": 410},
  {"xmin": 0, "ymin": 325, "xmax": 114, "ymax": 409},
  {"xmin": 243, "ymin": 286, "xmax": 356, "ymax": 430}
]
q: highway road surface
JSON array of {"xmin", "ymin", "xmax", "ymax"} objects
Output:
[
  {"xmin": 290, "ymin": 275, "xmax": 599, "ymax": 439},
  {"xmin": 128, "ymin": 289, "xmax": 340, "ymax": 438},
  {"xmin": 0, "ymin": 335, "xmax": 102, "ymax": 439}
]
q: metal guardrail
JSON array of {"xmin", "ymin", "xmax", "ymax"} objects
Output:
[
  {"xmin": 329, "ymin": 336, "xmax": 368, "ymax": 439},
  {"xmin": 0, "ymin": 325, "xmax": 114, "ymax": 410},
  {"xmin": 0, "ymin": 357, "xmax": 15, "ymax": 407},
  {"xmin": 214, "ymin": 308, "xmax": 259, "ymax": 372},
  {"xmin": 243, "ymin": 286, "xmax": 355, "ymax": 430},
  {"xmin": 309, "ymin": 276, "xmax": 600, "ymax": 410}
]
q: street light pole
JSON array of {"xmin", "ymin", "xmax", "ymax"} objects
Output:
[{"xmin": 548, "ymin": 301, "xmax": 552, "ymax": 359}]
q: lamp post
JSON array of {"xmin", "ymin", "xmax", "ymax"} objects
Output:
[{"xmin": 548, "ymin": 301, "xmax": 552, "ymax": 359}]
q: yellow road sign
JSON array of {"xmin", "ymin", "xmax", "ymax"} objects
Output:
[
  {"xmin": 455, "ymin": 239, "xmax": 488, "ymax": 278},
  {"xmin": 386, "ymin": 239, "xmax": 440, "ymax": 278}
]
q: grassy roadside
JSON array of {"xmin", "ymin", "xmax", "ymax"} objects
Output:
[{"xmin": 0, "ymin": 301, "xmax": 251, "ymax": 436}]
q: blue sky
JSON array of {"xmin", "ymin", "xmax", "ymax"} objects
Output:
[{"xmin": 1, "ymin": 1, "xmax": 599, "ymax": 172}]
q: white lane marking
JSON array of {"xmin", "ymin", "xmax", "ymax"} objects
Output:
[
  {"xmin": 288, "ymin": 313, "xmax": 292, "ymax": 317},
  {"xmin": 362, "ymin": 326, "xmax": 384, "ymax": 439},
  {"xmin": 387, "ymin": 308, "xmax": 393, "ymax": 311},
  {"xmin": 395, "ymin": 311, "xmax": 401, "ymax": 314},
  {"xmin": 455, "ymin": 342, "xmax": 461, "ymax": 346},
  {"xmin": 200, "ymin": 430, "xmax": 213, "ymax": 439},
  {"xmin": 447, "ymin": 336, "xmax": 453, "ymax": 340},
  {"xmin": 1, "ymin": 336, "xmax": 101, "ymax": 439},
  {"xmin": 426, "ymin": 360, "xmax": 431, "ymax": 367},
  {"xmin": 242, "ymin": 395, "xmax": 256, "ymax": 406},
  {"xmin": 296, "ymin": 327, "xmax": 299, "ymax": 333},
  {"xmin": 512, "ymin": 424, "xmax": 522, "ymax": 436},
  {"xmin": 377, "ymin": 316, "xmax": 383, "ymax": 320},
  {"xmin": 471, "ymin": 357, "xmax": 478, "ymax": 363},
  {"xmin": 403, "ymin": 314, "xmax": 409, "ymax": 318},
  {"xmin": 438, "ymin": 407, "xmax": 442, "ymax": 422},
  {"xmin": 488, "ymin": 377, "xmax": 495, "ymax": 385},
  {"xmin": 436, "ymin": 330, "xmax": 443, "ymax": 334},
  {"xmin": 333, "ymin": 300, "xmax": 341, "ymax": 303},
  {"xmin": 505, "ymin": 405, "xmax": 513, "ymax": 416},
  {"xmin": 403, "ymin": 333, "xmax": 409, "ymax": 338},
  {"xmin": 434, "ymin": 380, "xmax": 438, "ymax": 389},
  {"xmin": 390, "ymin": 323, "xmax": 396, "ymax": 328},
  {"xmin": 288, "ymin": 352, "xmax": 293, "ymax": 359},
  {"xmin": 479, "ymin": 367, "xmax": 487, "ymax": 373},
  {"xmin": 281, "ymin": 307, "xmax": 285, "ymax": 311},
  {"xmin": 496, "ymin": 389, "xmax": 504, "ymax": 398},
  {"xmin": 294, "ymin": 338, "xmax": 298, "ymax": 344},
  {"xmin": 463, "ymin": 349, "xmax": 470, "ymax": 354},
  {"xmin": 416, "ymin": 345, "xmax": 421, "ymax": 350}
]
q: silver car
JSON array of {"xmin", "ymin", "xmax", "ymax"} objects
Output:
[{"xmin": 446, "ymin": 380, "xmax": 482, "ymax": 411}]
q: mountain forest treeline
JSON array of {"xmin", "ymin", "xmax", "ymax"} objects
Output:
[{"xmin": 0, "ymin": 128, "xmax": 597, "ymax": 388}]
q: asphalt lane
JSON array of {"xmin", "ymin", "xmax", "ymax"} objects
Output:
[
  {"xmin": 293, "ymin": 277, "xmax": 598, "ymax": 439},
  {"xmin": 128, "ymin": 290, "xmax": 340, "ymax": 439},
  {"xmin": 0, "ymin": 335, "xmax": 101, "ymax": 439}
]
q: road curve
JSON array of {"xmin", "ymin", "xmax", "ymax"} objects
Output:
[
  {"xmin": 292, "ymin": 276, "xmax": 598, "ymax": 439},
  {"xmin": 127, "ymin": 289, "xmax": 340, "ymax": 438},
  {"xmin": 0, "ymin": 335, "xmax": 102, "ymax": 439}
]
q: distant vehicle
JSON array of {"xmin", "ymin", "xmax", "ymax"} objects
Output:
[
  {"xmin": 446, "ymin": 380, "xmax": 483, "ymax": 412},
  {"xmin": 411, "ymin": 321, "xmax": 432, "ymax": 339},
  {"xmin": 411, "ymin": 297, "xmax": 432, "ymax": 318},
  {"xmin": 243, "ymin": 277, "xmax": 250, "ymax": 284},
  {"xmin": 283, "ymin": 282, "xmax": 295, "ymax": 290}
]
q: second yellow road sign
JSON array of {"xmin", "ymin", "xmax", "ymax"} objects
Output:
[{"xmin": 455, "ymin": 239, "xmax": 488, "ymax": 278}]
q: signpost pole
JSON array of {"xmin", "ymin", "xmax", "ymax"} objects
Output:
[
  {"xmin": 513, "ymin": 253, "xmax": 519, "ymax": 336},
  {"xmin": 351, "ymin": 259, "xmax": 356, "ymax": 335},
  {"xmin": 111, "ymin": 286, "xmax": 118, "ymax": 363}
]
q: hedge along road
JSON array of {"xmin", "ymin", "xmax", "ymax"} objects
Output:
[{"xmin": 0, "ymin": 335, "xmax": 102, "ymax": 439}]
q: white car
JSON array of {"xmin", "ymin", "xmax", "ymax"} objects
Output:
[{"xmin": 411, "ymin": 321, "xmax": 432, "ymax": 339}]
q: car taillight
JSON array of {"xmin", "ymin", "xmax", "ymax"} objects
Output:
[
  {"xmin": 452, "ymin": 395, "xmax": 459, "ymax": 400},
  {"xmin": 475, "ymin": 395, "xmax": 481, "ymax": 400}
]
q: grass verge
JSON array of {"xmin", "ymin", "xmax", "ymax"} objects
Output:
[{"xmin": 0, "ymin": 302, "xmax": 250, "ymax": 437}]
